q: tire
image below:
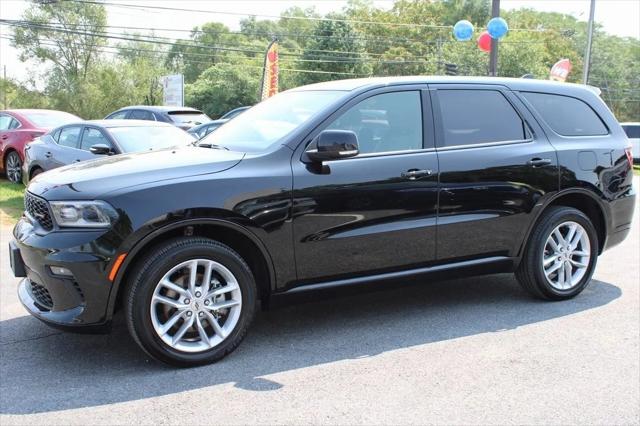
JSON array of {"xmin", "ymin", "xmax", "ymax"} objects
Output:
[
  {"xmin": 4, "ymin": 151, "xmax": 22, "ymax": 183},
  {"xmin": 30, "ymin": 168, "xmax": 43, "ymax": 179},
  {"xmin": 125, "ymin": 237, "xmax": 257, "ymax": 367},
  {"xmin": 516, "ymin": 206, "xmax": 598, "ymax": 300}
]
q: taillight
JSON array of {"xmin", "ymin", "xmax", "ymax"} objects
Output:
[{"xmin": 624, "ymin": 148, "xmax": 633, "ymax": 168}]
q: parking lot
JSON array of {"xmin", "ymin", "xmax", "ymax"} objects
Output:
[{"xmin": 0, "ymin": 177, "xmax": 638, "ymax": 425}]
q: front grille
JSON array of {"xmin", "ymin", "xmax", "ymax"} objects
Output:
[
  {"xmin": 24, "ymin": 192, "xmax": 53, "ymax": 230},
  {"xmin": 30, "ymin": 282, "xmax": 53, "ymax": 310}
]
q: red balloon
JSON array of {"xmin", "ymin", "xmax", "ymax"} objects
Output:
[{"xmin": 477, "ymin": 31, "xmax": 492, "ymax": 52}]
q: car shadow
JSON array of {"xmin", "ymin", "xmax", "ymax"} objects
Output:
[{"xmin": 0, "ymin": 274, "xmax": 621, "ymax": 414}]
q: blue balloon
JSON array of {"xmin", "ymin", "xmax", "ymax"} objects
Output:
[
  {"xmin": 453, "ymin": 20, "xmax": 474, "ymax": 41},
  {"xmin": 487, "ymin": 17, "xmax": 508, "ymax": 39}
]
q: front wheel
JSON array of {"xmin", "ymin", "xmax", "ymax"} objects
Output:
[
  {"xmin": 125, "ymin": 237, "xmax": 257, "ymax": 367},
  {"xmin": 5, "ymin": 151, "xmax": 22, "ymax": 183},
  {"xmin": 516, "ymin": 206, "xmax": 598, "ymax": 300}
]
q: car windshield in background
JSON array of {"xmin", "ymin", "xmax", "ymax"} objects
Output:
[
  {"xmin": 23, "ymin": 111, "xmax": 80, "ymax": 128},
  {"xmin": 108, "ymin": 126, "xmax": 195, "ymax": 152},
  {"xmin": 200, "ymin": 90, "xmax": 345, "ymax": 152},
  {"xmin": 168, "ymin": 112, "xmax": 211, "ymax": 126}
]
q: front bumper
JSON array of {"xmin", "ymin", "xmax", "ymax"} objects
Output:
[{"xmin": 11, "ymin": 216, "xmax": 116, "ymax": 331}]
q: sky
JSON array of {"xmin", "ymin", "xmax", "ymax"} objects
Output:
[{"xmin": 1, "ymin": 0, "xmax": 639, "ymax": 82}]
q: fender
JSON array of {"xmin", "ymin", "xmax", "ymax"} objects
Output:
[
  {"xmin": 104, "ymin": 217, "xmax": 277, "ymax": 320},
  {"xmin": 515, "ymin": 187, "xmax": 610, "ymax": 262}
]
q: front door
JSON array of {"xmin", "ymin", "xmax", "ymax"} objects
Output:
[
  {"xmin": 291, "ymin": 87, "xmax": 439, "ymax": 284},
  {"xmin": 430, "ymin": 84, "xmax": 559, "ymax": 261}
]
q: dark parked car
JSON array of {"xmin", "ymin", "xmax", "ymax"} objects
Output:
[
  {"xmin": 187, "ymin": 119, "xmax": 228, "ymax": 140},
  {"xmin": 10, "ymin": 77, "xmax": 635, "ymax": 367},
  {"xmin": 1, "ymin": 109, "xmax": 81, "ymax": 183},
  {"xmin": 220, "ymin": 106, "xmax": 250, "ymax": 120},
  {"xmin": 22, "ymin": 120, "xmax": 196, "ymax": 185},
  {"xmin": 105, "ymin": 106, "xmax": 211, "ymax": 130}
]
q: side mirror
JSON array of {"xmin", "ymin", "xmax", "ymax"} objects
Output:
[
  {"xmin": 90, "ymin": 144, "xmax": 114, "ymax": 155},
  {"xmin": 305, "ymin": 130, "xmax": 359, "ymax": 162}
]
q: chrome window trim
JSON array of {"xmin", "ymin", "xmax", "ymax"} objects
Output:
[{"xmin": 436, "ymin": 138, "xmax": 534, "ymax": 151}]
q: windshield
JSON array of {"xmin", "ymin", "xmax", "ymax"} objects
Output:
[
  {"xmin": 200, "ymin": 90, "xmax": 345, "ymax": 152},
  {"xmin": 23, "ymin": 111, "xmax": 80, "ymax": 128},
  {"xmin": 108, "ymin": 126, "xmax": 195, "ymax": 152},
  {"xmin": 168, "ymin": 111, "xmax": 211, "ymax": 126}
]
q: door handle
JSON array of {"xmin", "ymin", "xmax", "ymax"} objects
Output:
[
  {"xmin": 401, "ymin": 169, "xmax": 432, "ymax": 180},
  {"xmin": 1, "ymin": 135, "xmax": 7, "ymax": 140},
  {"xmin": 527, "ymin": 158, "xmax": 552, "ymax": 167},
  {"xmin": 74, "ymin": 159, "xmax": 81, "ymax": 162}
]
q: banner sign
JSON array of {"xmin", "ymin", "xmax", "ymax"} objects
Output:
[
  {"xmin": 549, "ymin": 59, "xmax": 572, "ymax": 82},
  {"xmin": 260, "ymin": 40, "xmax": 279, "ymax": 101},
  {"xmin": 162, "ymin": 74, "xmax": 184, "ymax": 106}
]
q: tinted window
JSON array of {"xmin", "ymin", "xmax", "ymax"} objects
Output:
[
  {"xmin": 622, "ymin": 125, "xmax": 640, "ymax": 139},
  {"xmin": 326, "ymin": 91, "xmax": 423, "ymax": 154},
  {"xmin": 522, "ymin": 92, "xmax": 608, "ymax": 136},
  {"xmin": 9, "ymin": 118, "xmax": 20, "ymax": 129},
  {"xmin": 129, "ymin": 110, "xmax": 155, "ymax": 121},
  {"xmin": 168, "ymin": 111, "xmax": 210, "ymax": 126},
  {"xmin": 108, "ymin": 111, "xmax": 129, "ymax": 119},
  {"xmin": 52, "ymin": 129, "xmax": 62, "ymax": 142},
  {"xmin": 57, "ymin": 126, "xmax": 82, "ymax": 148},
  {"xmin": 80, "ymin": 128, "xmax": 113, "ymax": 151},
  {"xmin": 0, "ymin": 115, "xmax": 11, "ymax": 130},
  {"xmin": 437, "ymin": 90, "xmax": 525, "ymax": 147}
]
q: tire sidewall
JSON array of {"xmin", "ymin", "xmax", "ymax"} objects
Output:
[
  {"xmin": 5, "ymin": 152, "xmax": 22, "ymax": 183},
  {"xmin": 128, "ymin": 239, "xmax": 256, "ymax": 366},
  {"xmin": 531, "ymin": 208, "xmax": 598, "ymax": 299}
]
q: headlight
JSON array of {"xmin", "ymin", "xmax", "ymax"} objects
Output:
[{"xmin": 50, "ymin": 200, "xmax": 118, "ymax": 228}]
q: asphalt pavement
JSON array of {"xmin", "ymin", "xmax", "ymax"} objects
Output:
[{"xmin": 0, "ymin": 179, "xmax": 638, "ymax": 425}]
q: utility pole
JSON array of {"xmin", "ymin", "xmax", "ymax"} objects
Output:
[
  {"xmin": 582, "ymin": 0, "xmax": 596, "ymax": 84},
  {"xmin": 488, "ymin": 0, "xmax": 500, "ymax": 76},
  {"xmin": 3, "ymin": 65, "xmax": 6, "ymax": 109}
]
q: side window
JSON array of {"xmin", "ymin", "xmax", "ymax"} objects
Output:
[
  {"xmin": 80, "ymin": 128, "xmax": 112, "ymax": 151},
  {"xmin": 57, "ymin": 126, "xmax": 82, "ymax": 148},
  {"xmin": 51, "ymin": 129, "xmax": 62, "ymax": 142},
  {"xmin": 522, "ymin": 92, "xmax": 608, "ymax": 136},
  {"xmin": 129, "ymin": 110, "xmax": 155, "ymax": 121},
  {"xmin": 9, "ymin": 118, "xmax": 20, "ymax": 129},
  {"xmin": 326, "ymin": 91, "xmax": 423, "ymax": 154},
  {"xmin": 437, "ymin": 90, "xmax": 526, "ymax": 147},
  {"xmin": 0, "ymin": 115, "xmax": 11, "ymax": 130},
  {"xmin": 623, "ymin": 125, "xmax": 640, "ymax": 139},
  {"xmin": 108, "ymin": 111, "xmax": 128, "ymax": 119}
]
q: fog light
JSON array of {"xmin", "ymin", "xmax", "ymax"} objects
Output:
[{"xmin": 49, "ymin": 266, "xmax": 73, "ymax": 277}]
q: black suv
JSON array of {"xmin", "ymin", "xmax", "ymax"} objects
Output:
[{"xmin": 9, "ymin": 77, "xmax": 636, "ymax": 366}]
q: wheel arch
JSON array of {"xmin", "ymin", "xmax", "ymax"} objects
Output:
[
  {"xmin": 106, "ymin": 218, "xmax": 276, "ymax": 319},
  {"xmin": 518, "ymin": 189, "xmax": 608, "ymax": 260}
]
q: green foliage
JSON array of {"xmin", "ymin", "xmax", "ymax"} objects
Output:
[
  {"xmin": 7, "ymin": 0, "xmax": 640, "ymax": 122},
  {"xmin": 185, "ymin": 63, "xmax": 261, "ymax": 118},
  {"xmin": 0, "ymin": 77, "xmax": 50, "ymax": 109}
]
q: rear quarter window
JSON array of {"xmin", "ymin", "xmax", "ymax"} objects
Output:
[
  {"xmin": 622, "ymin": 125, "xmax": 640, "ymax": 139},
  {"xmin": 522, "ymin": 92, "xmax": 608, "ymax": 137}
]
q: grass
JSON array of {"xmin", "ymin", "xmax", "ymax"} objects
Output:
[{"xmin": 0, "ymin": 178, "xmax": 25, "ymax": 226}]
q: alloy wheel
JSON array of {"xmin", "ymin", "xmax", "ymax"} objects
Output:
[
  {"xmin": 541, "ymin": 221, "xmax": 591, "ymax": 290},
  {"xmin": 149, "ymin": 259, "xmax": 242, "ymax": 353},
  {"xmin": 5, "ymin": 152, "xmax": 22, "ymax": 183}
]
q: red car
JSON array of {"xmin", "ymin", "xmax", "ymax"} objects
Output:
[{"xmin": 1, "ymin": 109, "xmax": 81, "ymax": 183}]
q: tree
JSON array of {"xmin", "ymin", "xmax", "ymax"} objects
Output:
[
  {"xmin": 12, "ymin": 1, "xmax": 107, "ymax": 79},
  {"xmin": 185, "ymin": 63, "xmax": 261, "ymax": 118},
  {"xmin": 295, "ymin": 14, "xmax": 372, "ymax": 86}
]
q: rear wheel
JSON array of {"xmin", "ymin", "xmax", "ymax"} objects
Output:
[
  {"xmin": 30, "ymin": 167, "xmax": 43, "ymax": 179},
  {"xmin": 516, "ymin": 206, "xmax": 598, "ymax": 300},
  {"xmin": 125, "ymin": 237, "xmax": 257, "ymax": 367},
  {"xmin": 5, "ymin": 151, "xmax": 22, "ymax": 183}
]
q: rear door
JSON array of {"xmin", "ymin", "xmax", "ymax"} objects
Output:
[
  {"xmin": 50, "ymin": 125, "xmax": 86, "ymax": 167},
  {"xmin": 431, "ymin": 84, "xmax": 559, "ymax": 261}
]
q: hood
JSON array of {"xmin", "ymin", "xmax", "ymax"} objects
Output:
[{"xmin": 28, "ymin": 146, "xmax": 244, "ymax": 199}]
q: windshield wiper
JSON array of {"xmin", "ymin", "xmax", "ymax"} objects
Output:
[{"xmin": 197, "ymin": 142, "xmax": 229, "ymax": 150}]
